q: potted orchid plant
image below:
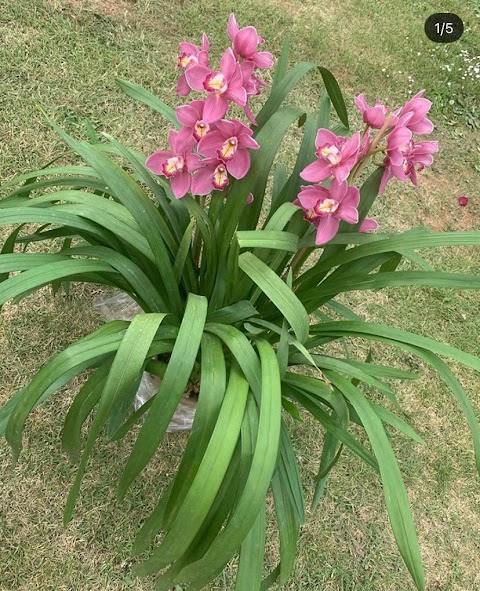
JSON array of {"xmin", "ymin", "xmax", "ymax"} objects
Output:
[{"xmin": 1, "ymin": 13, "xmax": 479, "ymax": 591}]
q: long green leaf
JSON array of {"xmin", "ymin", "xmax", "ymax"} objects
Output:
[
  {"xmin": 133, "ymin": 363, "xmax": 248, "ymax": 575},
  {"xmin": 176, "ymin": 339, "xmax": 282, "ymax": 587},
  {"xmin": 239, "ymin": 252, "xmax": 309, "ymax": 343},
  {"xmin": 327, "ymin": 372, "xmax": 425, "ymax": 591},
  {"xmin": 117, "ymin": 293, "xmax": 208, "ymax": 498},
  {"xmin": 63, "ymin": 313, "xmax": 167, "ymax": 524},
  {"xmin": 116, "ymin": 79, "xmax": 179, "ymax": 127}
]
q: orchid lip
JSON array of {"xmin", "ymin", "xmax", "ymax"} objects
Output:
[
  {"xmin": 178, "ymin": 53, "xmax": 197, "ymax": 69},
  {"xmin": 218, "ymin": 137, "xmax": 238, "ymax": 160},
  {"xmin": 162, "ymin": 156, "xmax": 184, "ymax": 177},
  {"xmin": 193, "ymin": 120, "xmax": 209, "ymax": 141},
  {"xmin": 317, "ymin": 144, "xmax": 342, "ymax": 166},
  {"xmin": 314, "ymin": 198, "xmax": 339, "ymax": 217},
  {"xmin": 213, "ymin": 164, "xmax": 229, "ymax": 189},
  {"xmin": 204, "ymin": 72, "xmax": 228, "ymax": 94}
]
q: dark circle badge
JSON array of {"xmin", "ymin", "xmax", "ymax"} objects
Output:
[{"xmin": 425, "ymin": 13, "xmax": 464, "ymax": 43}]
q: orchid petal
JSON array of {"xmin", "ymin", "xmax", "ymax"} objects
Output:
[
  {"xmin": 179, "ymin": 42, "xmax": 200, "ymax": 55},
  {"xmin": 244, "ymin": 103, "xmax": 258, "ymax": 125},
  {"xmin": 215, "ymin": 119, "xmax": 237, "ymax": 138},
  {"xmin": 342, "ymin": 186, "xmax": 361, "ymax": 208},
  {"xmin": 388, "ymin": 127, "xmax": 412, "ymax": 149},
  {"xmin": 227, "ymin": 13, "xmax": 240, "ymax": 41},
  {"xmin": 252, "ymin": 51, "xmax": 274, "ymax": 69},
  {"xmin": 220, "ymin": 48, "xmax": 237, "ymax": 80},
  {"xmin": 185, "ymin": 65, "xmax": 211, "ymax": 91},
  {"xmin": 170, "ymin": 170, "xmax": 191, "ymax": 199},
  {"xmin": 238, "ymin": 134, "xmax": 259, "ymax": 150},
  {"xmin": 176, "ymin": 74, "xmax": 191, "ymax": 97},
  {"xmin": 145, "ymin": 151, "xmax": 171, "ymax": 175},
  {"xmin": 191, "ymin": 167, "xmax": 214, "ymax": 195},
  {"xmin": 359, "ymin": 217, "xmax": 379, "ymax": 232},
  {"xmin": 297, "ymin": 185, "xmax": 329, "ymax": 210},
  {"xmin": 226, "ymin": 149, "xmax": 250, "ymax": 179},
  {"xmin": 186, "ymin": 152, "xmax": 204, "ymax": 172},
  {"xmin": 197, "ymin": 130, "xmax": 225, "ymax": 158},
  {"xmin": 354, "ymin": 93, "xmax": 369, "ymax": 113},
  {"xmin": 201, "ymin": 33, "xmax": 210, "ymax": 53},
  {"xmin": 409, "ymin": 119, "xmax": 434, "ymax": 134},
  {"xmin": 225, "ymin": 83, "xmax": 247, "ymax": 107},
  {"xmin": 300, "ymin": 160, "xmax": 331, "ymax": 182},
  {"xmin": 175, "ymin": 127, "xmax": 195, "ymax": 153},
  {"xmin": 337, "ymin": 205, "xmax": 359, "ymax": 225},
  {"xmin": 234, "ymin": 26, "xmax": 259, "ymax": 58},
  {"xmin": 314, "ymin": 128, "xmax": 337, "ymax": 149},
  {"xmin": 176, "ymin": 104, "xmax": 199, "ymax": 127},
  {"xmin": 315, "ymin": 215, "xmax": 340, "ymax": 245},
  {"xmin": 333, "ymin": 163, "xmax": 354, "ymax": 183},
  {"xmin": 202, "ymin": 94, "xmax": 229, "ymax": 124}
]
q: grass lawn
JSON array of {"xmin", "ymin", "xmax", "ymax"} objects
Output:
[{"xmin": 1, "ymin": 0, "xmax": 480, "ymax": 589}]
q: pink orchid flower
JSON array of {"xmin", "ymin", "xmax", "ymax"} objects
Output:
[
  {"xmin": 175, "ymin": 100, "xmax": 212, "ymax": 150},
  {"xmin": 145, "ymin": 130, "xmax": 203, "ymax": 199},
  {"xmin": 191, "ymin": 158, "xmax": 230, "ymax": 196},
  {"xmin": 359, "ymin": 217, "xmax": 379, "ymax": 232},
  {"xmin": 197, "ymin": 118, "xmax": 259, "ymax": 179},
  {"xmin": 294, "ymin": 180, "xmax": 360, "ymax": 245},
  {"xmin": 379, "ymin": 126, "xmax": 439, "ymax": 192},
  {"xmin": 227, "ymin": 14, "xmax": 273, "ymax": 69},
  {"xmin": 176, "ymin": 34, "xmax": 210, "ymax": 96},
  {"xmin": 239, "ymin": 61, "xmax": 268, "ymax": 125},
  {"xmin": 301, "ymin": 129, "xmax": 361, "ymax": 184},
  {"xmin": 354, "ymin": 94, "xmax": 399, "ymax": 129},
  {"xmin": 397, "ymin": 90, "xmax": 434, "ymax": 134},
  {"xmin": 184, "ymin": 48, "xmax": 247, "ymax": 124}
]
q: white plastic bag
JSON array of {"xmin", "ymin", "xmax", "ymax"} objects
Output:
[{"xmin": 94, "ymin": 292, "xmax": 196, "ymax": 432}]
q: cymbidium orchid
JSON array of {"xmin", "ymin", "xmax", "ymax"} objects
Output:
[
  {"xmin": 185, "ymin": 48, "xmax": 246, "ymax": 123},
  {"xmin": 397, "ymin": 90, "xmax": 434, "ymax": 134},
  {"xmin": 175, "ymin": 100, "xmax": 212, "ymax": 146},
  {"xmin": 6, "ymin": 16, "xmax": 478, "ymax": 591},
  {"xmin": 301, "ymin": 129, "xmax": 361, "ymax": 183},
  {"xmin": 145, "ymin": 130, "xmax": 202, "ymax": 198},
  {"xmin": 294, "ymin": 180, "xmax": 360, "ymax": 244},
  {"xmin": 227, "ymin": 13, "xmax": 274, "ymax": 69},
  {"xmin": 176, "ymin": 34, "xmax": 210, "ymax": 96},
  {"xmin": 355, "ymin": 94, "xmax": 399, "ymax": 129},
  {"xmin": 379, "ymin": 126, "xmax": 439, "ymax": 192},
  {"xmin": 190, "ymin": 157, "xmax": 230, "ymax": 195},
  {"xmin": 197, "ymin": 118, "xmax": 259, "ymax": 179}
]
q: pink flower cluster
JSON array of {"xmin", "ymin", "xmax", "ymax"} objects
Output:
[
  {"xmin": 295, "ymin": 91, "xmax": 438, "ymax": 245},
  {"xmin": 146, "ymin": 14, "xmax": 272, "ymax": 198}
]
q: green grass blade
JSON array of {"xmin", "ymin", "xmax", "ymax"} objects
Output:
[
  {"xmin": 206, "ymin": 301, "xmax": 259, "ymax": 325},
  {"xmin": 256, "ymin": 62, "xmax": 348, "ymax": 128},
  {"xmin": 0, "ymin": 260, "xmax": 117, "ymax": 307}
]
